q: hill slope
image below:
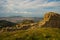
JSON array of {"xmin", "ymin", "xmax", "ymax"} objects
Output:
[
  {"xmin": 0, "ymin": 28, "xmax": 60, "ymax": 40},
  {"xmin": 0, "ymin": 12, "xmax": 60, "ymax": 40},
  {"xmin": 0, "ymin": 20, "xmax": 16, "ymax": 28}
]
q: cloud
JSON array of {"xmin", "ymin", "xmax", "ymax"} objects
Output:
[
  {"xmin": 15, "ymin": 11, "xmax": 32, "ymax": 14},
  {"xmin": 4, "ymin": 0, "xmax": 60, "ymax": 14},
  {"xmin": 0, "ymin": 0, "xmax": 60, "ymax": 17},
  {"xmin": 5, "ymin": 0, "xmax": 60, "ymax": 9},
  {"xmin": 6, "ymin": 0, "xmax": 48, "ymax": 9},
  {"xmin": 40, "ymin": 2, "xmax": 60, "ymax": 7}
]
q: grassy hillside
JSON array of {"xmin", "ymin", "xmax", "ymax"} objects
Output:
[{"xmin": 0, "ymin": 28, "xmax": 60, "ymax": 40}]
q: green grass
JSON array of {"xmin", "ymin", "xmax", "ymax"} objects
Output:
[{"xmin": 0, "ymin": 28, "xmax": 60, "ymax": 40}]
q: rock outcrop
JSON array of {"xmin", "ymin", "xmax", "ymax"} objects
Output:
[{"xmin": 39, "ymin": 12, "xmax": 60, "ymax": 28}]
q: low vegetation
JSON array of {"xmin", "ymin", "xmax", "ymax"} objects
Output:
[{"xmin": 0, "ymin": 28, "xmax": 60, "ymax": 40}]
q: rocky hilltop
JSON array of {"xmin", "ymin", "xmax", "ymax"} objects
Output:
[{"xmin": 39, "ymin": 12, "xmax": 60, "ymax": 28}]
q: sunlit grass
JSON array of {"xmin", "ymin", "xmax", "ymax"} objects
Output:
[{"xmin": 0, "ymin": 27, "xmax": 60, "ymax": 40}]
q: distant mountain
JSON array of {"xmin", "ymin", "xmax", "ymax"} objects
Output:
[
  {"xmin": 0, "ymin": 16, "xmax": 42, "ymax": 23},
  {"xmin": 38, "ymin": 12, "xmax": 60, "ymax": 28},
  {"xmin": 0, "ymin": 12, "xmax": 60, "ymax": 30},
  {"xmin": 0, "ymin": 20, "xmax": 16, "ymax": 28},
  {"xmin": 8, "ymin": 16, "xmax": 23, "ymax": 18}
]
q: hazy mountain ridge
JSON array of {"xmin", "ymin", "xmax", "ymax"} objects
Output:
[
  {"xmin": 0, "ymin": 16, "xmax": 42, "ymax": 23},
  {"xmin": 0, "ymin": 12, "xmax": 60, "ymax": 27},
  {"xmin": 0, "ymin": 12, "xmax": 60, "ymax": 31}
]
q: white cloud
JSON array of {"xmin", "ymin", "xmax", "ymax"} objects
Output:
[
  {"xmin": 0, "ymin": 0, "xmax": 60, "ymax": 14},
  {"xmin": 39, "ymin": 2, "xmax": 60, "ymax": 7},
  {"xmin": 15, "ymin": 11, "xmax": 32, "ymax": 14},
  {"xmin": 6, "ymin": 0, "xmax": 48, "ymax": 9},
  {"xmin": 6, "ymin": 0, "xmax": 60, "ymax": 9}
]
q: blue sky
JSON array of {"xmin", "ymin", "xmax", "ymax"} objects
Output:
[{"xmin": 0, "ymin": 0, "xmax": 60, "ymax": 17}]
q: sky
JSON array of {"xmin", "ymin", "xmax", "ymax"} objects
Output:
[{"xmin": 0, "ymin": 0, "xmax": 60, "ymax": 17}]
